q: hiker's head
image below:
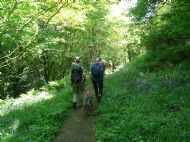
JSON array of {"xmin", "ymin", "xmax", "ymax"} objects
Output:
[
  {"xmin": 75, "ymin": 56, "xmax": 80, "ymax": 63},
  {"xmin": 95, "ymin": 57, "xmax": 99, "ymax": 63}
]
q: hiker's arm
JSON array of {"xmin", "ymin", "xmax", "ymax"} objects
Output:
[
  {"xmin": 70, "ymin": 64, "xmax": 74, "ymax": 86},
  {"xmin": 90, "ymin": 65, "xmax": 93, "ymax": 80},
  {"xmin": 70, "ymin": 71, "xmax": 73, "ymax": 86}
]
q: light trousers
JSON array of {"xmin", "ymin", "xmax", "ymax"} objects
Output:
[{"xmin": 72, "ymin": 83, "xmax": 84, "ymax": 106}]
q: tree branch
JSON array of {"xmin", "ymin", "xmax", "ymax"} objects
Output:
[
  {"xmin": 0, "ymin": 2, "xmax": 60, "ymax": 36},
  {"xmin": 1, "ymin": 1, "xmax": 18, "ymax": 26},
  {"xmin": 24, "ymin": 2, "xmax": 70, "ymax": 48}
]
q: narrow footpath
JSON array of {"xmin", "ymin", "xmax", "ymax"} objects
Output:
[{"xmin": 53, "ymin": 85, "xmax": 97, "ymax": 142}]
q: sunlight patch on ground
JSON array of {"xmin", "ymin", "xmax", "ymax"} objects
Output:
[
  {"xmin": 0, "ymin": 90, "xmax": 53, "ymax": 116},
  {"xmin": 13, "ymin": 91, "xmax": 53, "ymax": 107},
  {"xmin": 49, "ymin": 81, "xmax": 58, "ymax": 86}
]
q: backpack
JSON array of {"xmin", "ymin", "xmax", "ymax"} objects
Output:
[
  {"xmin": 92, "ymin": 63, "xmax": 103, "ymax": 77},
  {"xmin": 71, "ymin": 64, "xmax": 83, "ymax": 83},
  {"xmin": 99, "ymin": 61, "xmax": 106, "ymax": 71}
]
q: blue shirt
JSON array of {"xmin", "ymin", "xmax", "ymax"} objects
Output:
[{"xmin": 91, "ymin": 63, "xmax": 104, "ymax": 81}]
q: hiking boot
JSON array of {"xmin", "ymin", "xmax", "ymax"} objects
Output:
[{"xmin": 73, "ymin": 102, "xmax": 76, "ymax": 110}]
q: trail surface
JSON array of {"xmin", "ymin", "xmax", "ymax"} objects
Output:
[{"xmin": 53, "ymin": 85, "xmax": 97, "ymax": 142}]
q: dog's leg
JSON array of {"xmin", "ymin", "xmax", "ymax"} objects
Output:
[{"xmin": 90, "ymin": 97, "xmax": 93, "ymax": 111}]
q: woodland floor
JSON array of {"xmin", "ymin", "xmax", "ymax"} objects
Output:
[{"xmin": 53, "ymin": 84, "xmax": 97, "ymax": 142}]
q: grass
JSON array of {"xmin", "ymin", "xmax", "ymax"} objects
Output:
[
  {"xmin": 1, "ymin": 59, "xmax": 190, "ymax": 142},
  {"xmin": 95, "ymin": 61, "xmax": 190, "ymax": 142},
  {"xmin": 0, "ymin": 77, "xmax": 72, "ymax": 142}
]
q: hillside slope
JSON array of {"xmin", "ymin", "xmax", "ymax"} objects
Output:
[{"xmin": 96, "ymin": 61, "xmax": 190, "ymax": 142}]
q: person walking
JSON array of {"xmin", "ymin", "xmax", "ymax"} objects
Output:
[
  {"xmin": 91, "ymin": 58, "xmax": 104, "ymax": 102},
  {"xmin": 71, "ymin": 56, "xmax": 85, "ymax": 109}
]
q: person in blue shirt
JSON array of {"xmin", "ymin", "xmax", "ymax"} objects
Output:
[{"xmin": 90, "ymin": 58, "xmax": 104, "ymax": 102}]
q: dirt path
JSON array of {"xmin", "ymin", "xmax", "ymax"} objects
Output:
[{"xmin": 53, "ymin": 85, "xmax": 97, "ymax": 142}]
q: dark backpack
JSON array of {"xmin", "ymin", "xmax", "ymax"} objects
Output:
[
  {"xmin": 71, "ymin": 64, "xmax": 83, "ymax": 83},
  {"xmin": 92, "ymin": 63, "xmax": 103, "ymax": 77}
]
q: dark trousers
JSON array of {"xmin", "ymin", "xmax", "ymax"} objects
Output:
[{"xmin": 92, "ymin": 80, "xmax": 103, "ymax": 98}]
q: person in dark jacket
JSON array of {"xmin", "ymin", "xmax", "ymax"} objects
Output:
[
  {"xmin": 90, "ymin": 58, "xmax": 104, "ymax": 102},
  {"xmin": 71, "ymin": 56, "xmax": 85, "ymax": 109}
]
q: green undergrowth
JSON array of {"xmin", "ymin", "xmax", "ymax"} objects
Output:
[
  {"xmin": 0, "ymin": 77, "xmax": 72, "ymax": 142},
  {"xmin": 96, "ymin": 61, "xmax": 190, "ymax": 142}
]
